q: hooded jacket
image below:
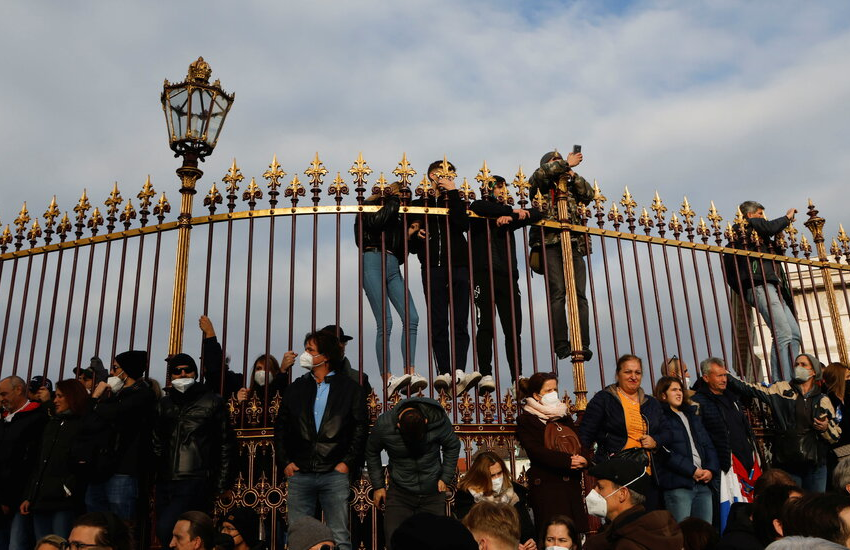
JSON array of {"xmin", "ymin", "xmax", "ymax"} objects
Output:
[
  {"xmin": 468, "ymin": 196, "xmax": 542, "ymax": 279},
  {"xmin": 528, "ymin": 153, "xmax": 595, "ymax": 256},
  {"xmin": 584, "ymin": 505, "xmax": 684, "ymax": 550},
  {"xmin": 408, "ymin": 189, "xmax": 469, "ymax": 268},
  {"xmin": 365, "ymin": 397, "xmax": 459, "ymax": 495},
  {"xmin": 578, "ymin": 384, "xmax": 672, "ymax": 464}
]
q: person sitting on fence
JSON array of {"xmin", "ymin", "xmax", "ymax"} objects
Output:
[
  {"xmin": 583, "ymin": 458, "xmax": 683, "ymax": 550},
  {"xmin": 724, "ymin": 200, "xmax": 801, "ymax": 382},
  {"xmin": 726, "ymin": 353, "xmax": 839, "ymax": 493},
  {"xmin": 273, "ymin": 330, "xmax": 368, "ymax": 550},
  {"xmin": 578, "ymin": 354, "xmax": 671, "ymax": 511},
  {"xmin": 528, "ymin": 149, "xmax": 594, "ymax": 363},
  {"xmin": 319, "ymin": 325, "xmax": 374, "ymax": 398},
  {"xmin": 354, "ymin": 181, "xmax": 424, "ymax": 397},
  {"xmin": 455, "ymin": 451, "xmax": 536, "ymax": 550},
  {"xmin": 541, "ymin": 515, "xmax": 581, "ymax": 550},
  {"xmin": 653, "ymin": 376, "xmax": 719, "ymax": 524},
  {"xmin": 170, "ymin": 511, "xmax": 217, "ymax": 550},
  {"xmin": 516, "ymin": 372, "xmax": 590, "ymax": 535},
  {"xmin": 462, "ymin": 500, "xmax": 521, "ymax": 550},
  {"xmin": 219, "ymin": 506, "xmax": 264, "ymax": 550},
  {"xmin": 365, "ymin": 396, "xmax": 459, "ymax": 549},
  {"xmin": 68, "ymin": 511, "xmax": 133, "ymax": 550},
  {"xmin": 468, "ymin": 175, "xmax": 542, "ymax": 394},
  {"xmin": 153, "ymin": 354, "xmax": 234, "ymax": 546},
  {"xmin": 408, "ymin": 159, "xmax": 480, "ymax": 395}
]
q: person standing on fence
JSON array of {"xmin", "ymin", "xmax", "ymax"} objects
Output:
[
  {"xmin": 690, "ymin": 357, "xmax": 762, "ymax": 530},
  {"xmin": 274, "ymin": 330, "xmax": 368, "ymax": 550},
  {"xmin": 468, "ymin": 175, "xmax": 542, "ymax": 394},
  {"xmin": 725, "ymin": 200, "xmax": 801, "ymax": 382},
  {"xmin": 409, "ymin": 159, "xmax": 481, "ymax": 394},
  {"xmin": 528, "ymin": 149, "xmax": 594, "ymax": 363},
  {"xmin": 354, "ymin": 182, "xmax": 425, "ymax": 397},
  {"xmin": 84, "ymin": 350, "xmax": 156, "ymax": 532},
  {"xmin": 365, "ymin": 397, "xmax": 459, "ymax": 549},
  {"xmin": 726, "ymin": 353, "xmax": 839, "ymax": 493},
  {"xmin": 152, "ymin": 353, "xmax": 234, "ymax": 546}
]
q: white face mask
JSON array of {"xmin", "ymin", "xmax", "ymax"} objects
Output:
[
  {"xmin": 490, "ymin": 476, "xmax": 504, "ymax": 494},
  {"xmin": 106, "ymin": 375, "xmax": 125, "ymax": 393},
  {"xmin": 794, "ymin": 366, "xmax": 813, "ymax": 382},
  {"xmin": 586, "ymin": 471, "xmax": 646, "ymax": 518},
  {"xmin": 299, "ymin": 351, "xmax": 325, "ymax": 370},
  {"xmin": 170, "ymin": 377, "xmax": 195, "ymax": 393},
  {"xmin": 254, "ymin": 370, "xmax": 274, "ymax": 386},
  {"xmin": 545, "ymin": 547, "xmax": 571, "ymax": 550},
  {"xmin": 541, "ymin": 391, "xmax": 561, "ymax": 406}
]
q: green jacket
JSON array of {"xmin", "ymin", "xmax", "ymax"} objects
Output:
[
  {"xmin": 528, "ymin": 160, "xmax": 594, "ymax": 256},
  {"xmin": 365, "ymin": 397, "xmax": 460, "ymax": 495}
]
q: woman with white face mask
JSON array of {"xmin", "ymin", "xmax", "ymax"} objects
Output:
[
  {"xmin": 455, "ymin": 451, "xmax": 537, "ymax": 550},
  {"xmin": 516, "ymin": 372, "xmax": 590, "ymax": 537},
  {"xmin": 727, "ymin": 352, "xmax": 839, "ymax": 492},
  {"xmin": 234, "ymin": 354, "xmax": 294, "ymax": 411}
]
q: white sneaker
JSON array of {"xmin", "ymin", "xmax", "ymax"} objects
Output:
[
  {"xmin": 478, "ymin": 375, "xmax": 496, "ymax": 394},
  {"xmin": 434, "ymin": 373, "xmax": 452, "ymax": 392},
  {"xmin": 456, "ymin": 369, "xmax": 482, "ymax": 394},
  {"xmin": 408, "ymin": 373, "xmax": 428, "ymax": 394},
  {"xmin": 387, "ymin": 374, "xmax": 411, "ymax": 396}
]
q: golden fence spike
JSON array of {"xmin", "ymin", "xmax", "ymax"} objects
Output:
[
  {"xmin": 372, "ymin": 172, "xmax": 388, "ymax": 197},
  {"xmin": 650, "ymin": 190, "xmax": 666, "ymax": 217},
  {"xmin": 512, "ymin": 165, "xmax": 529, "ymax": 201},
  {"xmin": 392, "ymin": 152, "xmax": 416, "ymax": 186},
  {"xmin": 44, "ymin": 196, "xmax": 60, "ymax": 227},
  {"xmin": 328, "ymin": 172, "xmax": 348, "ymax": 202},
  {"xmin": 436, "ymin": 155, "xmax": 456, "ymax": 179},
  {"xmin": 263, "ymin": 154, "xmax": 286, "ymax": 192},
  {"xmin": 138, "ymin": 175, "xmax": 155, "ymax": 208},
  {"xmin": 349, "ymin": 152, "xmax": 373, "ymax": 185},
  {"xmin": 223, "ymin": 158, "xmax": 244, "ymax": 194},
  {"xmin": 304, "ymin": 151, "xmax": 328, "ymax": 185},
  {"xmin": 475, "ymin": 160, "xmax": 495, "ymax": 195},
  {"xmin": 680, "ymin": 196, "xmax": 695, "ymax": 223},
  {"xmin": 14, "ymin": 203, "xmax": 30, "ymax": 234},
  {"xmin": 415, "ymin": 174, "xmax": 433, "ymax": 199},
  {"xmin": 27, "ymin": 218, "xmax": 42, "ymax": 246},
  {"xmin": 121, "ymin": 199, "xmax": 136, "ymax": 226}
]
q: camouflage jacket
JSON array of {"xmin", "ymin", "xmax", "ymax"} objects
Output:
[{"xmin": 528, "ymin": 160, "xmax": 594, "ymax": 256}]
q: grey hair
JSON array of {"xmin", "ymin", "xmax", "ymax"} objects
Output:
[
  {"xmin": 700, "ymin": 357, "xmax": 726, "ymax": 377},
  {"xmin": 610, "ymin": 483, "xmax": 646, "ymax": 506},
  {"xmin": 739, "ymin": 201, "xmax": 765, "ymax": 215},
  {"xmin": 0, "ymin": 375, "xmax": 26, "ymax": 392},
  {"xmin": 834, "ymin": 457, "xmax": 850, "ymax": 492}
]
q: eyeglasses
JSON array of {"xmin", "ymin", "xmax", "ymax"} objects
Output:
[{"xmin": 60, "ymin": 542, "xmax": 109, "ymax": 550}]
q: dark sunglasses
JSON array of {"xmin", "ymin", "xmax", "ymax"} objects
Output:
[
  {"xmin": 172, "ymin": 366, "xmax": 195, "ymax": 374},
  {"xmin": 319, "ymin": 545, "xmax": 335, "ymax": 550}
]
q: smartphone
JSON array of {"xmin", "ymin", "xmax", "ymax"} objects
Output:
[{"xmin": 573, "ymin": 145, "xmax": 582, "ymax": 154}]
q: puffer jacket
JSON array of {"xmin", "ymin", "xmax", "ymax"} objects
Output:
[
  {"xmin": 691, "ymin": 379, "xmax": 759, "ymax": 471},
  {"xmin": 153, "ymin": 382, "xmax": 234, "ymax": 492},
  {"xmin": 528, "ymin": 160, "xmax": 594, "ymax": 256},
  {"xmin": 354, "ymin": 195, "xmax": 411, "ymax": 263},
  {"xmin": 656, "ymin": 403, "xmax": 720, "ymax": 490},
  {"xmin": 727, "ymin": 375, "xmax": 839, "ymax": 467},
  {"xmin": 578, "ymin": 384, "xmax": 672, "ymax": 463},
  {"xmin": 274, "ymin": 369, "xmax": 368, "ymax": 475},
  {"xmin": 408, "ymin": 189, "xmax": 469, "ymax": 268},
  {"xmin": 365, "ymin": 397, "xmax": 460, "ymax": 495},
  {"xmin": 26, "ymin": 412, "xmax": 85, "ymax": 512}
]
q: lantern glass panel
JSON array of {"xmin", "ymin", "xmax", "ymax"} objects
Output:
[
  {"xmin": 167, "ymin": 87, "xmax": 188, "ymax": 140},
  {"xmin": 206, "ymin": 92, "xmax": 229, "ymax": 147}
]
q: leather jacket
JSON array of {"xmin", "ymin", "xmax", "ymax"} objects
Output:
[
  {"xmin": 274, "ymin": 369, "xmax": 368, "ymax": 474},
  {"xmin": 153, "ymin": 382, "xmax": 234, "ymax": 492},
  {"xmin": 354, "ymin": 195, "xmax": 411, "ymax": 264}
]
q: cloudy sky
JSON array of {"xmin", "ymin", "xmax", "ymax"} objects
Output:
[{"xmin": 1, "ymin": 1, "xmax": 849, "ymax": 392}]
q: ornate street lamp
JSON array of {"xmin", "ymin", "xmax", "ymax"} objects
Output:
[{"xmin": 162, "ymin": 57, "xmax": 234, "ymax": 355}]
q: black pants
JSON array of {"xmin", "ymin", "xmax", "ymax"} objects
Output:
[
  {"xmin": 384, "ymin": 486, "xmax": 446, "ymax": 550},
  {"xmin": 421, "ymin": 265, "xmax": 470, "ymax": 375},
  {"xmin": 473, "ymin": 270, "xmax": 522, "ymax": 381},
  {"xmin": 155, "ymin": 479, "xmax": 213, "ymax": 546},
  {"xmin": 544, "ymin": 244, "xmax": 590, "ymax": 354}
]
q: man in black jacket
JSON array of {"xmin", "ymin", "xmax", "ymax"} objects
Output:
[
  {"xmin": 409, "ymin": 159, "xmax": 480, "ymax": 394},
  {"xmin": 365, "ymin": 397, "xmax": 459, "ymax": 548},
  {"xmin": 152, "ymin": 353, "xmax": 233, "ymax": 546},
  {"xmin": 274, "ymin": 330, "xmax": 368, "ymax": 550},
  {"xmin": 85, "ymin": 350, "xmax": 156, "ymax": 527},
  {"xmin": 469, "ymin": 175, "xmax": 542, "ymax": 392},
  {"xmin": 0, "ymin": 375, "xmax": 47, "ymax": 550},
  {"xmin": 725, "ymin": 200, "xmax": 801, "ymax": 381}
]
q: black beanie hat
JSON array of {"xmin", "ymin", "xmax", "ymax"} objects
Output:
[
  {"xmin": 115, "ymin": 350, "xmax": 148, "ymax": 380},
  {"xmin": 166, "ymin": 353, "xmax": 197, "ymax": 375},
  {"xmin": 222, "ymin": 507, "xmax": 261, "ymax": 548}
]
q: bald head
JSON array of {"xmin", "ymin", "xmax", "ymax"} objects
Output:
[{"xmin": 0, "ymin": 376, "xmax": 27, "ymax": 412}]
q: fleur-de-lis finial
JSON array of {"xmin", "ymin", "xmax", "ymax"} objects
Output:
[
  {"xmin": 305, "ymin": 152, "xmax": 328, "ymax": 186},
  {"xmin": 105, "ymin": 182, "xmax": 123, "ymax": 215},
  {"xmin": 650, "ymin": 190, "xmax": 666, "ymax": 218},
  {"xmin": 0, "ymin": 225, "xmax": 11, "ymax": 253},
  {"xmin": 680, "ymin": 196, "xmax": 695, "ymax": 224},
  {"xmin": 284, "ymin": 174, "xmax": 305, "ymax": 205},
  {"xmin": 57, "ymin": 212, "xmax": 71, "ymax": 242},
  {"xmin": 697, "ymin": 217, "xmax": 710, "ymax": 243},
  {"xmin": 263, "ymin": 154, "xmax": 286, "ymax": 194},
  {"xmin": 328, "ymin": 172, "xmax": 348, "ymax": 204},
  {"xmin": 392, "ymin": 152, "xmax": 416, "ymax": 187},
  {"xmin": 88, "ymin": 207, "xmax": 104, "ymax": 235},
  {"xmin": 620, "ymin": 186, "xmax": 637, "ymax": 213},
  {"xmin": 475, "ymin": 160, "xmax": 495, "ymax": 196},
  {"xmin": 639, "ymin": 207, "xmax": 654, "ymax": 234},
  {"xmin": 350, "ymin": 152, "xmax": 372, "ymax": 204},
  {"xmin": 458, "ymin": 177, "xmax": 475, "ymax": 202},
  {"xmin": 138, "ymin": 176, "xmax": 156, "ymax": 211},
  {"xmin": 592, "ymin": 180, "xmax": 607, "ymax": 208},
  {"xmin": 415, "ymin": 174, "xmax": 434, "ymax": 199},
  {"xmin": 223, "ymin": 158, "xmax": 244, "ymax": 195},
  {"xmin": 513, "ymin": 166, "xmax": 529, "ymax": 205},
  {"xmin": 532, "ymin": 188, "xmax": 546, "ymax": 209},
  {"xmin": 734, "ymin": 207, "xmax": 746, "ymax": 227},
  {"xmin": 120, "ymin": 199, "xmax": 136, "ymax": 228},
  {"xmin": 27, "ymin": 218, "xmax": 42, "ymax": 247},
  {"xmin": 436, "ymin": 155, "xmax": 456, "ymax": 180},
  {"xmin": 242, "ymin": 177, "xmax": 263, "ymax": 209},
  {"xmin": 154, "ymin": 192, "xmax": 171, "ymax": 223},
  {"xmin": 44, "ymin": 196, "xmax": 60, "ymax": 228},
  {"xmin": 14, "ymin": 203, "xmax": 31, "ymax": 248},
  {"xmin": 371, "ymin": 173, "xmax": 389, "ymax": 198},
  {"xmin": 707, "ymin": 201, "xmax": 722, "ymax": 227},
  {"xmin": 204, "ymin": 183, "xmax": 222, "ymax": 213}
]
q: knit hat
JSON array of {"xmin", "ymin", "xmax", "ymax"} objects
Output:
[
  {"xmin": 287, "ymin": 516, "xmax": 334, "ymax": 550},
  {"xmin": 796, "ymin": 353, "xmax": 823, "ymax": 381},
  {"xmin": 166, "ymin": 353, "xmax": 197, "ymax": 376},
  {"xmin": 221, "ymin": 507, "xmax": 261, "ymax": 549},
  {"xmin": 539, "ymin": 151, "xmax": 563, "ymax": 167},
  {"xmin": 115, "ymin": 350, "xmax": 148, "ymax": 380},
  {"xmin": 390, "ymin": 513, "xmax": 478, "ymax": 550}
]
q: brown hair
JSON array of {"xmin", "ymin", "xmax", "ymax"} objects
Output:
[
  {"xmin": 823, "ymin": 362, "xmax": 848, "ymax": 403},
  {"xmin": 616, "ymin": 354, "xmax": 643, "ymax": 374},
  {"xmin": 517, "ymin": 372, "xmax": 557, "ymax": 400},
  {"xmin": 303, "ymin": 331, "xmax": 343, "ymax": 367},
  {"xmin": 543, "ymin": 515, "xmax": 582, "ymax": 550},
  {"xmin": 462, "ymin": 500, "xmax": 520, "ymax": 548},
  {"xmin": 458, "ymin": 451, "xmax": 512, "ymax": 495},
  {"xmin": 366, "ymin": 181, "xmax": 405, "ymax": 203},
  {"xmin": 55, "ymin": 379, "xmax": 89, "ymax": 416},
  {"xmin": 249, "ymin": 354, "xmax": 281, "ymax": 393},
  {"xmin": 654, "ymin": 376, "xmax": 690, "ymax": 406}
]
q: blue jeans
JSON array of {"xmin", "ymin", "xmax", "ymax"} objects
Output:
[
  {"xmin": 363, "ymin": 250, "xmax": 419, "ymax": 376},
  {"xmin": 744, "ymin": 284, "xmax": 802, "ymax": 381},
  {"xmin": 3, "ymin": 512, "xmax": 33, "ymax": 550},
  {"xmin": 86, "ymin": 474, "xmax": 138, "ymax": 520},
  {"xmin": 287, "ymin": 470, "xmax": 351, "ymax": 550},
  {"xmin": 663, "ymin": 484, "xmax": 713, "ymax": 524},
  {"xmin": 787, "ymin": 463, "xmax": 828, "ymax": 493},
  {"xmin": 32, "ymin": 510, "xmax": 74, "ymax": 542}
]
